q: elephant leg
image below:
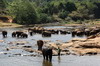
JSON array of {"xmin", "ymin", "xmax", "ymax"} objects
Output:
[
  {"xmin": 45, "ymin": 51, "xmax": 49, "ymax": 61},
  {"xmin": 49, "ymin": 54, "xmax": 52, "ymax": 62},
  {"xmin": 46, "ymin": 54, "xmax": 48, "ymax": 61},
  {"xmin": 42, "ymin": 52, "xmax": 46, "ymax": 60},
  {"xmin": 30, "ymin": 32, "xmax": 33, "ymax": 36},
  {"xmin": 3, "ymin": 34, "xmax": 5, "ymax": 38}
]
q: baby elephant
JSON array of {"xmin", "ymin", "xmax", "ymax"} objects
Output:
[{"xmin": 42, "ymin": 48, "xmax": 53, "ymax": 62}]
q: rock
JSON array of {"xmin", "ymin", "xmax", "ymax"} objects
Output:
[
  {"xmin": 8, "ymin": 41, "xmax": 28, "ymax": 45},
  {"xmin": 49, "ymin": 43, "xmax": 58, "ymax": 49},
  {"xmin": 60, "ymin": 52, "xmax": 67, "ymax": 55},
  {"xmin": 16, "ymin": 41, "xmax": 28, "ymax": 45},
  {"xmin": 52, "ymin": 50, "xmax": 58, "ymax": 56},
  {"xmin": 23, "ymin": 46, "xmax": 32, "ymax": 48},
  {"xmin": 14, "ymin": 53, "xmax": 21, "ymax": 56},
  {"xmin": 0, "ymin": 40, "xmax": 4, "ymax": 42},
  {"xmin": 85, "ymin": 52, "xmax": 97, "ymax": 55},
  {"xmin": 4, "ymin": 53, "xmax": 8, "ymax": 55},
  {"xmin": 23, "ymin": 48, "xmax": 35, "ymax": 53},
  {"xmin": 71, "ymin": 38, "xmax": 87, "ymax": 42}
]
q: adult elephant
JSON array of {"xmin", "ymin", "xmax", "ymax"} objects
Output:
[
  {"xmin": 60, "ymin": 30, "xmax": 67, "ymax": 34},
  {"xmin": 2, "ymin": 31, "xmax": 7, "ymax": 38},
  {"xmin": 42, "ymin": 31, "xmax": 51, "ymax": 37},
  {"xmin": 37, "ymin": 40, "xmax": 44, "ymax": 51},
  {"xmin": 21, "ymin": 33, "xmax": 28, "ymax": 38},
  {"xmin": 29, "ymin": 31, "xmax": 33, "ymax": 36},
  {"xmin": 12, "ymin": 32, "xmax": 16, "ymax": 37},
  {"xmin": 16, "ymin": 31, "xmax": 23, "ymax": 38},
  {"xmin": 42, "ymin": 48, "xmax": 53, "ymax": 62}
]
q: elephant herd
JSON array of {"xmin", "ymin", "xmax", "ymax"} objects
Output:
[
  {"xmin": 72, "ymin": 27, "xmax": 100, "ymax": 37},
  {"xmin": 28, "ymin": 27, "xmax": 70, "ymax": 37},
  {"xmin": 1, "ymin": 31, "xmax": 28, "ymax": 38},
  {"xmin": 1, "ymin": 26, "xmax": 100, "ymax": 38}
]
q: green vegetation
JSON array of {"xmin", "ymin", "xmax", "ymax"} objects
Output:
[{"xmin": 0, "ymin": 0, "xmax": 100, "ymax": 25}]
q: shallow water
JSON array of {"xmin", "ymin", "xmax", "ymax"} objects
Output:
[
  {"xmin": 0, "ymin": 55, "xmax": 100, "ymax": 66},
  {"xmin": 1, "ymin": 26, "xmax": 98, "ymax": 66}
]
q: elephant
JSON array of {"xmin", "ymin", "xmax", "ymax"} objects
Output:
[
  {"xmin": 60, "ymin": 30, "xmax": 67, "ymax": 34},
  {"xmin": 42, "ymin": 31, "xmax": 51, "ymax": 37},
  {"xmin": 42, "ymin": 48, "xmax": 53, "ymax": 62},
  {"xmin": 76, "ymin": 31, "xmax": 84, "ymax": 36},
  {"xmin": 12, "ymin": 32, "xmax": 16, "ymax": 37},
  {"xmin": 29, "ymin": 31, "xmax": 33, "ymax": 36},
  {"xmin": 28, "ymin": 27, "xmax": 45, "ymax": 34},
  {"xmin": 16, "ymin": 31, "xmax": 23, "ymax": 38},
  {"xmin": 2, "ymin": 31, "xmax": 7, "ymax": 38},
  {"xmin": 21, "ymin": 33, "xmax": 28, "ymax": 38},
  {"xmin": 37, "ymin": 40, "xmax": 44, "ymax": 51},
  {"xmin": 71, "ymin": 31, "xmax": 77, "ymax": 37},
  {"xmin": 50, "ymin": 30, "xmax": 59, "ymax": 34}
]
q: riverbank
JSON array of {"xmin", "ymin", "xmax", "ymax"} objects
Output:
[
  {"xmin": 0, "ymin": 22, "xmax": 23, "ymax": 28},
  {"xmin": 0, "ymin": 20, "xmax": 100, "ymax": 28}
]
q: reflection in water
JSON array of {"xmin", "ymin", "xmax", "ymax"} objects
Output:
[
  {"xmin": 58, "ymin": 56, "xmax": 61, "ymax": 63},
  {"xmin": 42, "ymin": 60, "xmax": 52, "ymax": 66}
]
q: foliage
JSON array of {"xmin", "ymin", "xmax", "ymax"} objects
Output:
[
  {"xmin": 58, "ymin": 11, "xmax": 69, "ymax": 19},
  {"xmin": 38, "ymin": 13, "xmax": 53, "ymax": 23},
  {"xmin": 0, "ymin": 0, "xmax": 100, "ymax": 24},
  {"xmin": 7, "ymin": 0, "xmax": 38, "ymax": 25}
]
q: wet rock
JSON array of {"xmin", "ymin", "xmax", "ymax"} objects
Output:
[
  {"xmin": 29, "ymin": 54, "xmax": 37, "ymax": 57},
  {"xmin": 0, "ymin": 40, "xmax": 4, "ymax": 42},
  {"xmin": 60, "ymin": 52, "xmax": 67, "ymax": 55},
  {"xmin": 16, "ymin": 41, "xmax": 28, "ymax": 45},
  {"xmin": 23, "ymin": 46, "xmax": 32, "ymax": 48},
  {"xmin": 23, "ymin": 48, "xmax": 35, "ymax": 53},
  {"xmin": 14, "ymin": 53, "xmax": 21, "ymax": 56},
  {"xmin": 71, "ymin": 38, "xmax": 87, "ymax": 42},
  {"xmin": 85, "ymin": 52, "xmax": 97, "ymax": 55},
  {"xmin": 62, "ymin": 49, "xmax": 69, "ymax": 52},
  {"xmin": 8, "ymin": 41, "xmax": 28, "ymax": 45},
  {"xmin": 43, "ymin": 40, "xmax": 51, "ymax": 44},
  {"xmin": 4, "ymin": 53, "xmax": 8, "ymax": 55}
]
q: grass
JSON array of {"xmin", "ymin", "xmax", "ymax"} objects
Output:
[{"xmin": 0, "ymin": 22, "xmax": 22, "ymax": 28}]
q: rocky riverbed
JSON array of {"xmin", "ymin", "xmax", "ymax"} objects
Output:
[{"xmin": 0, "ymin": 25, "xmax": 100, "ymax": 66}]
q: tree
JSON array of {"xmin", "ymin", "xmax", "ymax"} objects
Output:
[
  {"xmin": 7, "ymin": 0, "xmax": 38, "ymax": 25},
  {"xmin": 0, "ymin": 0, "xmax": 7, "ymax": 15}
]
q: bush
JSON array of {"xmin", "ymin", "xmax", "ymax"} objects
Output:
[
  {"xmin": 38, "ymin": 13, "xmax": 53, "ymax": 23},
  {"xmin": 58, "ymin": 11, "xmax": 69, "ymax": 19}
]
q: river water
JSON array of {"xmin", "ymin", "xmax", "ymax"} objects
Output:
[{"xmin": 0, "ymin": 26, "xmax": 99, "ymax": 66}]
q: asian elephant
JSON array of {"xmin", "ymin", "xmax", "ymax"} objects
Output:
[
  {"xmin": 21, "ymin": 33, "xmax": 28, "ymax": 38},
  {"xmin": 42, "ymin": 48, "xmax": 53, "ymax": 62},
  {"xmin": 42, "ymin": 31, "xmax": 51, "ymax": 37},
  {"xmin": 37, "ymin": 40, "xmax": 44, "ymax": 51},
  {"xmin": 29, "ymin": 31, "xmax": 33, "ymax": 36},
  {"xmin": 16, "ymin": 31, "xmax": 23, "ymax": 38},
  {"xmin": 12, "ymin": 32, "xmax": 16, "ymax": 37},
  {"xmin": 60, "ymin": 30, "xmax": 67, "ymax": 34},
  {"xmin": 2, "ymin": 31, "xmax": 7, "ymax": 38}
]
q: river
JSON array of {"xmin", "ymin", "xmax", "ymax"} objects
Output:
[{"xmin": 0, "ymin": 26, "xmax": 99, "ymax": 66}]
